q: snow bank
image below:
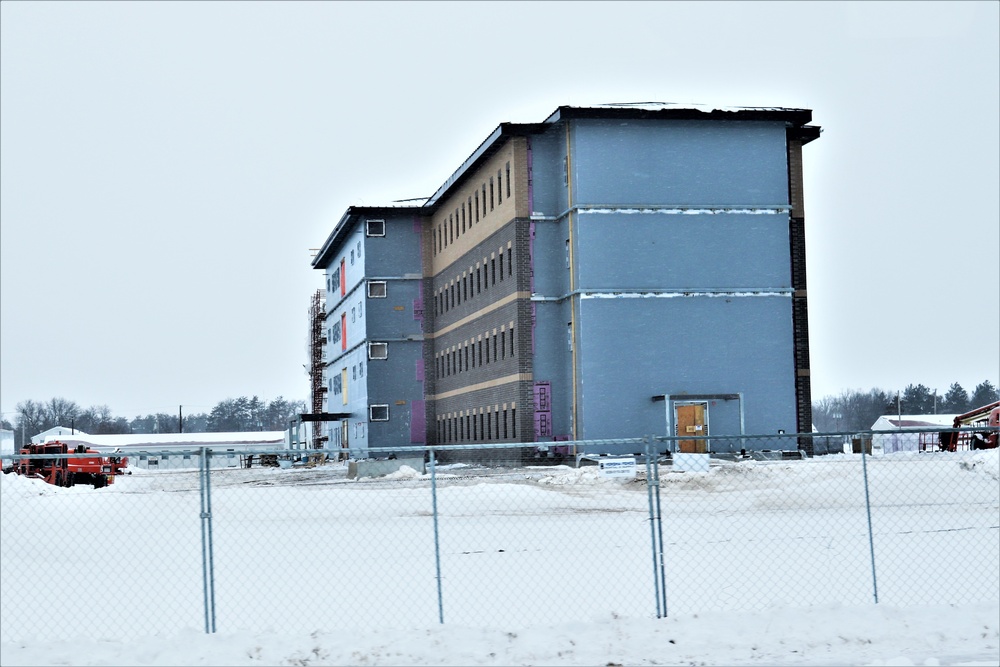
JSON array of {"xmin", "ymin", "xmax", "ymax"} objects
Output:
[{"xmin": 959, "ymin": 448, "xmax": 1000, "ymax": 480}]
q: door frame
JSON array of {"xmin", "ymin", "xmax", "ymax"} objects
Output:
[{"xmin": 661, "ymin": 393, "xmax": 745, "ymax": 453}]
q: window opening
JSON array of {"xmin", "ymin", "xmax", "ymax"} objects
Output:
[
  {"xmin": 368, "ymin": 342, "xmax": 388, "ymax": 360},
  {"xmin": 366, "ymin": 219, "xmax": 385, "ymax": 237},
  {"xmin": 368, "ymin": 281, "xmax": 387, "ymax": 298},
  {"xmin": 370, "ymin": 405, "xmax": 389, "ymax": 421}
]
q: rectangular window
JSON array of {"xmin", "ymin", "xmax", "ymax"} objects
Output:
[
  {"xmin": 368, "ymin": 342, "xmax": 388, "ymax": 360},
  {"xmin": 359, "ymin": 362, "xmax": 364, "ymax": 377},
  {"xmin": 358, "ymin": 240, "xmax": 362, "ymax": 258},
  {"xmin": 478, "ymin": 339, "xmax": 483, "ymax": 366},
  {"xmin": 503, "ymin": 409, "xmax": 508, "ymax": 439},
  {"xmin": 489, "ymin": 178, "xmax": 494, "ymax": 210},
  {"xmin": 459, "ymin": 207, "xmax": 464, "ymax": 233},
  {"xmin": 499, "ymin": 253, "xmax": 503, "ymax": 280},
  {"xmin": 368, "ymin": 281, "xmax": 387, "ymax": 298},
  {"xmin": 476, "ymin": 267, "xmax": 481, "ymax": 293},
  {"xmin": 464, "ymin": 345, "xmax": 469, "ymax": 371},
  {"xmin": 482, "ymin": 185, "xmax": 487, "ymax": 215},
  {"xmin": 500, "ymin": 330, "xmax": 505, "ymax": 359},
  {"xmin": 366, "ymin": 219, "xmax": 385, "ymax": 237},
  {"xmin": 492, "ymin": 258, "xmax": 496, "ymax": 285},
  {"xmin": 350, "ymin": 249, "xmax": 355, "ymax": 265},
  {"xmin": 493, "ymin": 333, "xmax": 498, "ymax": 361},
  {"xmin": 370, "ymin": 405, "xmax": 389, "ymax": 421},
  {"xmin": 508, "ymin": 247, "xmax": 512, "ymax": 276},
  {"xmin": 485, "ymin": 336, "xmax": 490, "ymax": 364},
  {"xmin": 497, "ymin": 169, "xmax": 502, "ymax": 204},
  {"xmin": 351, "ymin": 307, "xmax": 356, "ymax": 323},
  {"xmin": 341, "ymin": 368, "xmax": 348, "ymax": 405},
  {"xmin": 340, "ymin": 259, "xmax": 346, "ymax": 297},
  {"xmin": 352, "ymin": 365, "xmax": 357, "ymax": 380},
  {"xmin": 506, "ymin": 162, "xmax": 511, "ymax": 198},
  {"xmin": 468, "ymin": 196, "xmax": 473, "ymax": 224},
  {"xmin": 510, "ymin": 328, "xmax": 515, "ymax": 356},
  {"xmin": 341, "ymin": 313, "xmax": 347, "ymax": 351},
  {"xmin": 474, "ymin": 192, "xmax": 479, "ymax": 222}
]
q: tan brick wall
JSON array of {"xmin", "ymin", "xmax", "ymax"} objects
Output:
[{"xmin": 429, "ymin": 137, "xmax": 528, "ymax": 275}]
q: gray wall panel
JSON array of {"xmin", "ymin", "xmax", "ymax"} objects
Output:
[
  {"xmin": 571, "ymin": 119, "xmax": 788, "ymax": 206},
  {"xmin": 574, "ymin": 211, "xmax": 792, "ymax": 290}
]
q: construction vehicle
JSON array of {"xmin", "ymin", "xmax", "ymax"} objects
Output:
[
  {"xmin": 939, "ymin": 401, "xmax": 1000, "ymax": 452},
  {"xmin": 6, "ymin": 441, "xmax": 128, "ymax": 488}
]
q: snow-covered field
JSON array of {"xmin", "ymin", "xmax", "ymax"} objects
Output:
[{"xmin": 1, "ymin": 450, "xmax": 997, "ymax": 666}]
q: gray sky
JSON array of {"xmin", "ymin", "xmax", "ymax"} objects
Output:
[{"xmin": 2, "ymin": 1, "xmax": 998, "ymax": 422}]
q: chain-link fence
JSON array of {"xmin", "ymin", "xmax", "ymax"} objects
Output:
[{"xmin": 1, "ymin": 430, "xmax": 997, "ymax": 642}]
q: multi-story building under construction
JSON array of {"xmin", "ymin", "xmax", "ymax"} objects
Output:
[{"xmin": 311, "ymin": 103, "xmax": 822, "ymax": 457}]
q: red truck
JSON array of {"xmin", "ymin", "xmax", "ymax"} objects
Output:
[{"xmin": 8, "ymin": 441, "xmax": 128, "ymax": 488}]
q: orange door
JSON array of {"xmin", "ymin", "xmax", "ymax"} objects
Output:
[{"xmin": 676, "ymin": 403, "xmax": 707, "ymax": 453}]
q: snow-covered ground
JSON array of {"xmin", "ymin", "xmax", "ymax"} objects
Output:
[{"xmin": 1, "ymin": 450, "xmax": 997, "ymax": 666}]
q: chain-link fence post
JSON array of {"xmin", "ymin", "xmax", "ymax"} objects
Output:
[
  {"xmin": 429, "ymin": 446, "xmax": 444, "ymax": 624},
  {"xmin": 199, "ymin": 447, "xmax": 217, "ymax": 633},
  {"xmin": 861, "ymin": 445, "xmax": 880, "ymax": 604},
  {"xmin": 644, "ymin": 436, "xmax": 667, "ymax": 617}
]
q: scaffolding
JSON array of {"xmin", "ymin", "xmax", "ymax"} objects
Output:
[{"xmin": 309, "ymin": 289, "xmax": 328, "ymax": 449}]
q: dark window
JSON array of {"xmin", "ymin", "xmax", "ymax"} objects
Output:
[
  {"xmin": 508, "ymin": 247, "xmax": 512, "ymax": 276},
  {"xmin": 493, "ymin": 333, "xmax": 498, "ymax": 361},
  {"xmin": 492, "ymin": 258, "xmax": 496, "ymax": 285},
  {"xmin": 501, "ymin": 330, "xmax": 505, "ymax": 359},
  {"xmin": 478, "ymin": 339, "xmax": 483, "ymax": 366},
  {"xmin": 370, "ymin": 405, "xmax": 389, "ymax": 421},
  {"xmin": 474, "ymin": 192, "xmax": 479, "ymax": 222},
  {"xmin": 477, "ymin": 267, "xmax": 482, "ymax": 293},
  {"xmin": 366, "ymin": 219, "xmax": 385, "ymax": 237},
  {"xmin": 489, "ymin": 178, "xmax": 494, "ymax": 210},
  {"xmin": 482, "ymin": 185, "xmax": 487, "ymax": 215},
  {"xmin": 497, "ymin": 169, "xmax": 502, "ymax": 204},
  {"xmin": 510, "ymin": 328, "xmax": 515, "ymax": 357},
  {"xmin": 367, "ymin": 281, "xmax": 387, "ymax": 298},
  {"xmin": 499, "ymin": 253, "xmax": 503, "ymax": 280},
  {"xmin": 506, "ymin": 162, "xmax": 511, "ymax": 198},
  {"xmin": 368, "ymin": 342, "xmax": 388, "ymax": 360}
]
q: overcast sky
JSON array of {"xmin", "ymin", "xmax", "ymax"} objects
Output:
[{"xmin": 2, "ymin": 1, "xmax": 998, "ymax": 422}]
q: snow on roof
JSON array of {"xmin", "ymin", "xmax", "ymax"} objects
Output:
[
  {"xmin": 43, "ymin": 431, "xmax": 286, "ymax": 450},
  {"xmin": 871, "ymin": 414, "xmax": 959, "ymax": 430},
  {"xmin": 584, "ymin": 101, "xmax": 806, "ymax": 114}
]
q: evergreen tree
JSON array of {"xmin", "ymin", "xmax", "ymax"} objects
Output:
[
  {"xmin": 941, "ymin": 383, "xmax": 970, "ymax": 413},
  {"xmin": 969, "ymin": 380, "xmax": 999, "ymax": 408},
  {"xmin": 900, "ymin": 384, "xmax": 934, "ymax": 414}
]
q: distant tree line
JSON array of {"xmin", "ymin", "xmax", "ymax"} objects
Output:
[
  {"xmin": 812, "ymin": 380, "xmax": 999, "ymax": 433},
  {"xmin": 2, "ymin": 396, "xmax": 306, "ymax": 449}
]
